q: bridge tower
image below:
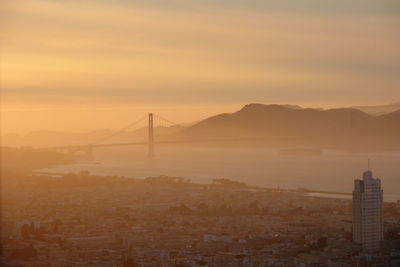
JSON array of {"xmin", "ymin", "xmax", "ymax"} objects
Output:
[{"xmin": 148, "ymin": 113, "xmax": 155, "ymax": 158}]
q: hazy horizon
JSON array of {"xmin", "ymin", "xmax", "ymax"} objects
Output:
[
  {"xmin": 2, "ymin": 0, "xmax": 400, "ymax": 134},
  {"xmin": 1, "ymin": 101, "xmax": 400, "ymax": 137},
  {"xmin": 1, "ymin": 101, "xmax": 400, "ymax": 136}
]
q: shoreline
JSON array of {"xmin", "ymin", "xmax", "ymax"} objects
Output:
[{"xmin": 30, "ymin": 170, "xmax": 357, "ymax": 202}]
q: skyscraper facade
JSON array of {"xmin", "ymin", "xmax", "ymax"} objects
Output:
[{"xmin": 352, "ymin": 170, "xmax": 383, "ymax": 253}]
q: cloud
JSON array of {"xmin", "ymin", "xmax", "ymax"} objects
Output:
[{"xmin": 1, "ymin": 0, "xmax": 400, "ymax": 107}]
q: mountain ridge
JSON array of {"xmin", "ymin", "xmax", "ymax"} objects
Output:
[
  {"xmin": 3, "ymin": 103, "xmax": 399, "ymax": 151},
  {"xmin": 350, "ymin": 102, "xmax": 400, "ymax": 116},
  {"xmin": 178, "ymin": 103, "xmax": 400, "ymax": 151}
]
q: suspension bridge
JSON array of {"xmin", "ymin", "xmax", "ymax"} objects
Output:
[
  {"xmin": 47, "ymin": 113, "xmax": 272, "ymax": 158},
  {"xmin": 47, "ymin": 113, "xmax": 301, "ymax": 158},
  {"xmin": 46, "ymin": 113, "xmax": 175, "ymax": 158}
]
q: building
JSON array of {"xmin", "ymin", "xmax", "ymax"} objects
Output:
[{"xmin": 352, "ymin": 169, "xmax": 383, "ymax": 253}]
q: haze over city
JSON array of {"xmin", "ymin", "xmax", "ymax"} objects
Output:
[{"xmin": 1, "ymin": 0, "xmax": 400, "ymax": 266}]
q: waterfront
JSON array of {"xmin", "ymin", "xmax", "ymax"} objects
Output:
[{"xmin": 40, "ymin": 145, "xmax": 400, "ymax": 202}]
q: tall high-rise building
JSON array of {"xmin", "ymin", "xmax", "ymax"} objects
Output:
[{"xmin": 352, "ymin": 169, "xmax": 383, "ymax": 253}]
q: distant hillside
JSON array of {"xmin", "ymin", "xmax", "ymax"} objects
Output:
[
  {"xmin": 3, "ymin": 103, "xmax": 400, "ymax": 151},
  {"xmin": 351, "ymin": 102, "xmax": 400, "ymax": 116},
  {"xmin": 178, "ymin": 103, "xmax": 400, "ymax": 151},
  {"xmin": 1, "ymin": 147, "xmax": 75, "ymax": 173}
]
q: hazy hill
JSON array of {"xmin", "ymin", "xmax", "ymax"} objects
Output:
[
  {"xmin": 1, "ymin": 147, "xmax": 75, "ymax": 173},
  {"xmin": 3, "ymin": 103, "xmax": 399, "ymax": 151},
  {"xmin": 178, "ymin": 103, "xmax": 400, "ymax": 151},
  {"xmin": 351, "ymin": 102, "xmax": 400, "ymax": 116}
]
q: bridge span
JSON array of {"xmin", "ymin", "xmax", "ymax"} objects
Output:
[{"xmin": 45, "ymin": 113, "xmax": 296, "ymax": 157}]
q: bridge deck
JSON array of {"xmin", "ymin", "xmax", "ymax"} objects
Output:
[{"xmin": 46, "ymin": 137, "xmax": 296, "ymax": 150}]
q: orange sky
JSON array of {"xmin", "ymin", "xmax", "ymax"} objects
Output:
[{"xmin": 1, "ymin": 0, "xmax": 399, "ymax": 134}]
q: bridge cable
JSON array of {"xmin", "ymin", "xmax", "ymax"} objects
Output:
[
  {"xmin": 153, "ymin": 114, "xmax": 184, "ymax": 128},
  {"xmin": 92, "ymin": 114, "xmax": 148, "ymax": 145}
]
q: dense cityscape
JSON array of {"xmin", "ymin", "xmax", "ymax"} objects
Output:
[{"xmin": 2, "ymin": 169, "xmax": 400, "ymax": 266}]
